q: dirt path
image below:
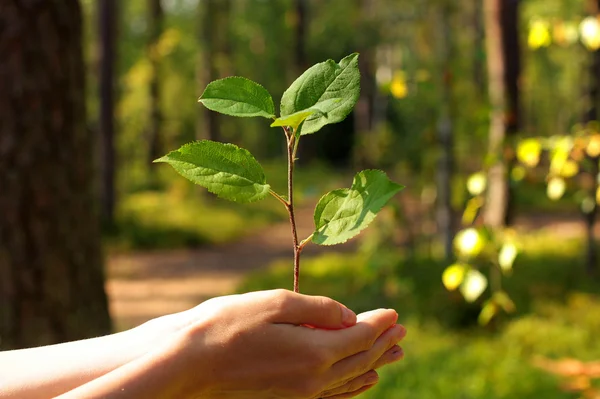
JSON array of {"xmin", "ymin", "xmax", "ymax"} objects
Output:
[
  {"xmin": 106, "ymin": 205, "xmax": 599, "ymax": 331},
  {"xmin": 106, "ymin": 207, "xmax": 354, "ymax": 330}
]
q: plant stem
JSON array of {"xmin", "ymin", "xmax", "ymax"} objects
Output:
[
  {"xmin": 269, "ymin": 189, "xmax": 289, "ymax": 206},
  {"xmin": 284, "ymin": 126, "xmax": 301, "ymax": 292}
]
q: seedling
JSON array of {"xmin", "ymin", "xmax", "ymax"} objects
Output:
[{"xmin": 155, "ymin": 53, "xmax": 404, "ymax": 293}]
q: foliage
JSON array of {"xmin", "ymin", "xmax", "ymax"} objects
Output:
[{"xmin": 156, "ymin": 54, "xmax": 403, "ymax": 291}]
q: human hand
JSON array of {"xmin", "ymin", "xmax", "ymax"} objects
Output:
[{"xmin": 161, "ymin": 289, "xmax": 406, "ymax": 398}]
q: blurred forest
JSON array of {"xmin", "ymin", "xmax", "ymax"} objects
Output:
[{"xmin": 2, "ymin": 0, "xmax": 600, "ymax": 397}]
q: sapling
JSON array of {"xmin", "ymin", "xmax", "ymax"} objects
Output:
[{"xmin": 155, "ymin": 53, "xmax": 404, "ymax": 293}]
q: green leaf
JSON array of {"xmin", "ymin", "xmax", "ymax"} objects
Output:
[
  {"xmin": 199, "ymin": 77, "xmax": 275, "ymax": 118},
  {"xmin": 459, "ymin": 269, "xmax": 488, "ymax": 303},
  {"xmin": 270, "ymin": 109, "xmax": 318, "ymax": 130},
  {"xmin": 154, "ymin": 140, "xmax": 270, "ymax": 203},
  {"xmin": 312, "ymin": 170, "xmax": 404, "ymax": 246},
  {"xmin": 442, "ymin": 263, "xmax": 468, "ymax": 291},
  {"xmin": 280, "ymin": 53, "xmax": 360, "ymax": 135},
  {"xmin": 270, "ymin": 98, "xmax": 342, "ymax": 130}
]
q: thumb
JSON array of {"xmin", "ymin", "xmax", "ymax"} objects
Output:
[{"xmin": 268, "ymin": 290, "xmax": 357, "ymax": 329}]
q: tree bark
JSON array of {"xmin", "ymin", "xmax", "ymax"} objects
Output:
[
  {"xmin": 294, "ymin": 0, "xmax": 308, "ymax": 74},
  {"xmin": 483, "ymin": 0, "xmax": 521, "ymax": 228},
  {"xmin": 437, "ymin": 1, "xmax": 455, "ymax": 260},
  {"xmin": 582, "ymin": 0, "xmax": 600, "ymax": 275},
  {"xmin": 196, "ymin": 0, "xmax": 221, "ymax": 142},
  {"xmin": 293, "ymin": 0, "xmax": 317, "ymax": 163},
  {"xmin": 98, "ymin": 0, "xmax": 116, "ymax": 225},
  {"xmin": 0, "ymin": 0, "xmax": 112, "ymax": 349},
  {"xmin": 353, "ymin": 0, "xmax": 376, "ymax": 168},
  {"xmin": 473, "ymin": 0, "xmax": 486, "ymax": 98},
  {"xmin": 147, "ymin": 0, "xmax": 163, "ymax": 169}
]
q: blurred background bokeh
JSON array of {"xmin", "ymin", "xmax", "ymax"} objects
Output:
[{"xmin": 2, "ymin": 0, "xmax": 600, "ymax": 397}]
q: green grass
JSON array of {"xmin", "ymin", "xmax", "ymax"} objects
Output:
[
  {"xmin": 104, "ymin": 187, "xmax": 282, "ymax": 251},
  {"xmin": 239, "ymin": 232, "xmax": 600, "ymax": 398},
  {"xmin": 105, "ymin": 160, "xmax": 346, "ymax": 252}
]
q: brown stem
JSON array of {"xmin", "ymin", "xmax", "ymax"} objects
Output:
[{"xmin": 284, "ymin": 126, "xmax": 301, "ymax": 292}]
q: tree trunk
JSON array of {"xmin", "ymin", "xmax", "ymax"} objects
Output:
[
  {"xmin": 353, "ymin": 0, "xmax": 376, "ymax": 168},
  {"xmin": 437, "ymin": 1, "xmax": 455, "ymax": 260},
  {"xmin": 0, "ymin": 0, "xmax": 112, "ymax": 350},
  {"xmin": 196, "ymin": 0, "xmax": 221, "ymax": 142},
  {"xmin": 294, "ymin": 0, "xmax": 308, "ymax": 74},
  {"xmin": 147, "ymin": 0, "xmax": 163, "ymax": 169},
  {"xmin": 99, "ymin": 0, "xmax": 116, "ymax": 225},
  {"xmin": 582, "ymin": 0, "xmax": 600, "ymax": 275},
  {"xmin": 473, "ymin": 0, "xmax": 486, "ymax": 98},
  {"xmin": 294, "ymin": 0, "xmax": 317, "ymax": 163},
  {"xmin": 483, "ymin": 0, "xmax": 521, "ymax": 228}
]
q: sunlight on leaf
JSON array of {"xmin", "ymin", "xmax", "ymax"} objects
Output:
[
  {"xmin": 442, "ymin": 263, "xmax": 467, "ymax": 291},
  {"xmin": 560, "ymin": 160, "xmax": 579, "ymax": 178},
  {"xmin": 553, "ymin": 21, "xmax": 579, "ymax": 46},
  {"xmin": 462, "ymin": 197, "xmax": 484, "ymax": 226},
  {"xmin": 528, "ymin": 19, "xmax": 552, "ymax": 49},
  {"xmin": 587, "ymin": 135, "xmax": 600, "ymax": 157},
  {"xmin": 270, "ymin": 98, "xmax": 341, "ymax": 130},
  {"xmin": 547, "ymin": 177, "xmax": 566, "ymax": 201},
  {"xmin": 517, "ymin": 139, "xmax": 542, "ymax": 168},
  {"xmin": 460, "ymin": 269, "xmax": 488, "ymax": 303},
  {"xmin": 390, "ymin": 71, "xmax": 408, "ymax": 99},
  {"xmin": 467, "ymin": 173, "xmax": 487, "ymax": 196},
  {"xmin": 454, "ymin": 228, "xmax": 484, "ymax": 257},
  {"xmin": 580, "ymin": 16, "xmax": 600, "ymax": 51},
  {"xmin": 499, "ymin": 242, "xmax": 518, "ymax": 273}
]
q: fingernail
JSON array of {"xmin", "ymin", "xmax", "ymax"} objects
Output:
[
  {"xmin": 391, "ymin": 347, "xmax": 404, "ymax": 359},
  {"xmin": 365, "ymin": 373, "xmax": 379, "ymax": 385},
  {"xmin": 397, "ymin": 325, "xmax": 407, "ymax": 339},
  {"xmin": 342, "ymin": 306, "xmax": 357, "ymax": 326}
]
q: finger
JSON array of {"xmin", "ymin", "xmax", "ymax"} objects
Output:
[
  {"xmin": 322, "ymin": 382, "xmax": 377, "ymax": 399},
  {"xmin": 319, "ymin": 370, "xmax": 378, "ymax": 398},
  {"xmin": 266, "ymin": 289, "xmax": 357, "ymax": 329},
  {"xmin": 372, "ymin": 345, "xmax": 404, "ymax": 369},
  {"xmin": 316, "ymin": 309, "xmax": 399, "ymax": 360},
  {"xmin": 328, "ymin": 324, "xmax": 406, "ymax": 383}
]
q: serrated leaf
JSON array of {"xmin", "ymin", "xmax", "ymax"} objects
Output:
[
  {"xmin": 198, "ymin": 77, "xmax": 275, "ymax": 118},
  {"xmin": 312, "ymin": 170, "xmax": 404, "ymax": 246},
  {"xmin": 281, "ymin": 53, "xmax": 360, "ymax": 135},
  {"xmin": 154, "ymin": 140, "xmax": 270, "ymax": 203},
  {"xmin": 270, "ymin": 98, "xmax": 342, "ymax": 130}
]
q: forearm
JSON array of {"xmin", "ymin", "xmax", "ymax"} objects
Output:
[
  {"xmin": 55, "ymin": 333, "xmax": 210, "ymax": 399},
  {"xmin": 0, "ymin": 315, "xmax": 182, "ymax": 399}
]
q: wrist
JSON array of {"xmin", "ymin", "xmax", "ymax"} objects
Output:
[{"xmin": 159, "ymin": 321, "xmax": 216, "ymax": 398}]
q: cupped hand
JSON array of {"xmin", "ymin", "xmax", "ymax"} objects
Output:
[{"xmin": 166, "ymin": 289, "xmax": 407, "ymax": 398}]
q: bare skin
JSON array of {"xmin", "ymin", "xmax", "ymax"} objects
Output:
[{"xmin": 52, "ymin": 290, "xmax": 406, "ymax": 398}]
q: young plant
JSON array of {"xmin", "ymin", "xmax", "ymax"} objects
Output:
[{"xmin": 155, "ymin": 53, "xmax": 404, "ymax": 293}]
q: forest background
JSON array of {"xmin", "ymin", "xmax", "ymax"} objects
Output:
[{"xmin": 2, "ymin": 0, "xmax": 600, "ymax": 397}]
